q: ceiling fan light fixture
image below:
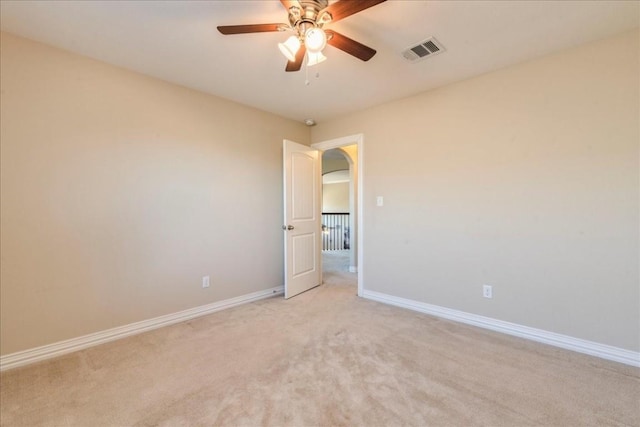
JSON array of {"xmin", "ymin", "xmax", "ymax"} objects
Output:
[
  {"xmin": 307, "ymin": 51, "xmax": 327, "ymax": 67},
  {"xmin": 304, "ymin": 27, "xmax": 327, "ymax": 53},
  {"xmin": 218, "ymin": 0, "xmax": 387, "ymax": 72},
  {"xmin": 278, "ymin": 35, "xmax": 301, "ymax": 62}
]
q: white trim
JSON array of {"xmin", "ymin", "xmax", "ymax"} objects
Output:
[
  {"xmin": 362, "ymin": 289, "xmax": 640, "ymax": 368},
  {"xmin": 349, "ymin": 266, "xmax": 358, "ymax": 273},
  {"xmin": 0, "ymin": 286, "xmax": 283, "ymax": 372},
  {"xmin": 312, "ymin": 134, "xmax": 364, "ymax": 297},
  {"xmin": 312, "ymin": 133, "xmax": 362, "ymax": 151}
]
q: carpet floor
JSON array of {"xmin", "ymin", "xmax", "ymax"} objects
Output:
[{"xmin": 1, "ymin": 251, "xmax": 639, "ymax": 426}]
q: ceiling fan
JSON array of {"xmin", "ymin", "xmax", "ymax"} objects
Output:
[{"xmin": 217, "ymin": 0, "xmax": 387, "ymax": 72}]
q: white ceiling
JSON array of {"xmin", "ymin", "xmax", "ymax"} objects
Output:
[{"xmin": 1, "ymin": 1, "xmax": 638, "ymax": 124}]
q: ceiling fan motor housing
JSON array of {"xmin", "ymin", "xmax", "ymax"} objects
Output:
[{"xmin": 288, "ymin": 0, "xmax": 331, "ymax": 33}]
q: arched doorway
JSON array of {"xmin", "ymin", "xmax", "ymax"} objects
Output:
[
  {"xmin": 312, "ymin": 134, "xmax": 363, "ymax": 296},
  {"xmin": 320, "ymin": 145, "xmax": 358, "ymax": 291},
  {"xmin": 322, "ymin": 148, "xmax": 351, "ymax": 275}
]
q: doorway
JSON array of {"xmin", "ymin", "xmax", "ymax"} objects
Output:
[
  {"xmin": 321, "ymin": 148, "xmax": 355, "ymax": 290},
  {"xmin": 312, "ymin": 134, "xmax": 364, "ymax": 296}
]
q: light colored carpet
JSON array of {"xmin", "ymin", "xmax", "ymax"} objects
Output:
[{"xmin": 1, "ymin": 251, "xmax": 639, "ymax": 426}]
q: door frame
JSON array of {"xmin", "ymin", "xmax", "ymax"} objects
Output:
[{"xmin": 312, "ymin": 133, "xmax": 364, "ymax": 297}]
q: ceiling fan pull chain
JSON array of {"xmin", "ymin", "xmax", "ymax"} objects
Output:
[
  {"xmin": 304, "ymin": 57, "xmax": 321, "ymax": 86},
  {"xmin": 305, "ymin": 58, "xmax": 310, "ymax": 86}
]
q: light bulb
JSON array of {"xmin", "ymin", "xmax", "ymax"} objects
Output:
[
  {"xmin": 305, "ymin": 27, "xmax": 327, "ymax": 53},
  {"xmin": 278, "ymin": 36, "xmax": 301, "ymax": 62}
]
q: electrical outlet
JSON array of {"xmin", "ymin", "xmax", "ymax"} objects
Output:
[
  {"xmin": 202, "ymin": 276, "xmax": 210, "ymax": 288},
  {"xmin": 483, "ymin": 285, "xmax": 492, "ymax": 299}
]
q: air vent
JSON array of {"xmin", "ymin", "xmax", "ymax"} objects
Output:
[{"xmin": 402, "ymin": 37, "xmax": 445, "ymax": 63}]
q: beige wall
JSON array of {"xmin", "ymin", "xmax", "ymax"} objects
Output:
[
  {"xmin": 312, "ymin": 30, "xmax": 640, "ymax": 352},
  {"xmin": 0, "ymin": 33, "xmax": 310, "ymax": 355},
  {"xmin": 2, "ymin": 29, "xmax": 638, "ymax": 357},
  {"xmin": 323, "ymin": 182, "xmax": 349, "ymax": 213}
]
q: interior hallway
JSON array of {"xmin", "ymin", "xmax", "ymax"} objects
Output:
[{"xmin": 322, "ymin": 250, "xmax": 355, "ymax": 289}]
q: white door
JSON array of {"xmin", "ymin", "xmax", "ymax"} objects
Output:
[{"xmin": 283, "ymin": 139, "xmax": 321, "ymax": 299}]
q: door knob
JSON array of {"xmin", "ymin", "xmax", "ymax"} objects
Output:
[{"xmin": 282, "ymin": 225, "xmax": 294, "ymax": 230}]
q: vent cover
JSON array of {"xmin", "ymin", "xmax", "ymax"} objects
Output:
[{"xmin": 402, "ymin": 37, "xmax": 445, "ymax": 62}]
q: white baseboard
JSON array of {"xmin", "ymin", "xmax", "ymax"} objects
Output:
[
  {"xmin": 349, "ymin": 266, "xmax": 358, "ymax": 273},
  {"xmin": 362, "ymin": 290, "xmax": 640, "ymax": 368},
  {"xmin": 0, "ymin": 286, "xmax": 284, "ymax": 372}
]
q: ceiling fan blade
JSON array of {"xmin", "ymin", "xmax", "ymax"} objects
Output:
[
  {"xmin": 286, "ymin": 45, "xmax": 307, "ymax": 72},
  {"xmin": 319, "ymin": 0, "xmax": 386, "ymax": 23},
  {"xmin": 217, "ymin": 24, "xmax": 286, "ymax": 35},
  {"xmin": 325, "ymin": 30, "xmax": 376, "ymax": 61}
]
